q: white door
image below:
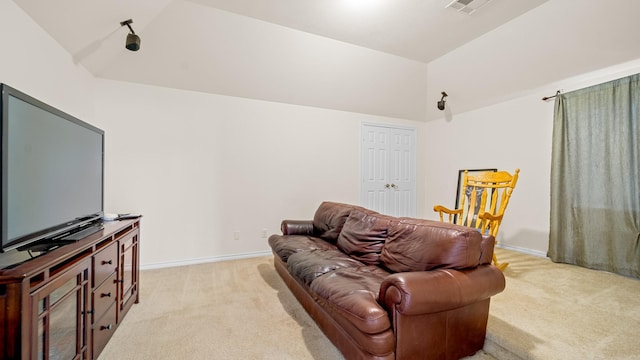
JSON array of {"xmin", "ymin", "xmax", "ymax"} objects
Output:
[{"xmin": 361, "ymin": 124, "xmax": 416, "ymax": 217}]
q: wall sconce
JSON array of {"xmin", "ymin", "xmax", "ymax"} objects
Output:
[
  {"xmin": 120, "ymin": 19, "xmax": 140, "ymax": 51},
  {"xmin": 437, "ymin": 91, "xmax": 448, "ymax": 111}
]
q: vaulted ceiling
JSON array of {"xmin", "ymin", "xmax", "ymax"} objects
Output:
[
  {"xmin": 15, "ymin": 0, "xmax": 547, "ymax": 65},
  {"xmin": 13, "ymin": 0, "xmax": 640, "ymax": 121}
]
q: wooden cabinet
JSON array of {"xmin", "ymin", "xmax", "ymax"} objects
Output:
[{"xmin": 0, "ymin": 219, "xmax": 141, "ymax": 359}]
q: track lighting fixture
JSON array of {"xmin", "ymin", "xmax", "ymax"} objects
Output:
[
  {"xmin": 437, "ymin": 91, "xmax": 448, "ymax": 111},
  {"xmin": 120, "ymin": 19, "xmax": 140, "ymax": 52}
]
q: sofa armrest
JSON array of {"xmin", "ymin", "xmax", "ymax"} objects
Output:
[
  {"xmin": 281, "ymin": 220, "xmax": 314, "ymax": 235},
  {"xmin": 379, "ymin": 265, "xmax": 505, "ymax": 315}
]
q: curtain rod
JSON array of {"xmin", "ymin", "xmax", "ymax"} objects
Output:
[{"xmin": 542, "ymin": 90, "xmax": 561, "ymax": 101}]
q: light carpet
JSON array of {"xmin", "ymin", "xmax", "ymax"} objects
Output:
[
  {"xmin": 485, "ymin": 248, "xmax": 639, "ymax": 360},
  {"xmin": 98, "ymin": 248, "xmax": 640, "ymax": 359}
]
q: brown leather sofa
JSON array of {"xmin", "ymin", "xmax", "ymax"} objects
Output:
[{"xmin": 268, "ymin": 202, "xmax": 505, "ymax": 360}]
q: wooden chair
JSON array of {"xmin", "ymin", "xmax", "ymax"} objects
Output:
[{"xmin": 434, "ymin": 169, "xmax": 520, "ymax": 271}]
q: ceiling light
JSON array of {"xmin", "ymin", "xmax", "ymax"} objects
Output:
[{"xmin": 120, "ymin": 19, "xmax": 140, "ymax": 52}]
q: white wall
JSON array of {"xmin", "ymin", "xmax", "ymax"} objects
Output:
[
  {"xmin": 93, "ymin": 80, "xmax": 426, "ymax": 267},
  {"xmin": 0, "ymin": 1, "xmax": 94, "ymax": 120},
  {"xmin": 1, "ymin": 0, "xmax": 426, "ymax": 267},
  {"xmin": 425, "ymin": 59, "xmax": 640, "ymax": 256},
  {"xmin": 423, "ymin": 0, "xmax": 640, "ymax": 257},
  {"xmin": 5, "ymin": 0, "xmax": 640, "ymax": 263}
]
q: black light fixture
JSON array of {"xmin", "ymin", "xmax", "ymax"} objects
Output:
[
  {"xmin": 437, "ymin": 91, "xmax": 448, "ymax": 111},
  {"xmin": 120, "ymin": 19, "xmax": 140, "ymax": 51}
]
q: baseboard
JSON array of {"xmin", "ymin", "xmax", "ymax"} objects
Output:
[
  {"xmin": 140, "ymin": 250, "xmax": 273, "ymax": 270},
  {"xmin": 496, "ymin": 243, "xmax": 547, "ymax": 258}
]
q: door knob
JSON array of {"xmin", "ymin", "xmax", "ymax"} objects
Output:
[
  {"xmin": 385, "ymin": 184, "xmax": 391, "ymax": 189},
  {"xmin": 391, "ymin": 184, "xmax": 398, "ymax": 189}
]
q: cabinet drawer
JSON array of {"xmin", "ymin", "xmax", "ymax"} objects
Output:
[
  {"xmin": 92, "ymin": 302, "xmax": 117, "ymax": 357},
  {"xmin": 92, "ymin": 271, "xmax": 117, "ymax": 322},
  {"xmin": 93, "ymin": 242, "xmax": 118, "ymax": 287}
]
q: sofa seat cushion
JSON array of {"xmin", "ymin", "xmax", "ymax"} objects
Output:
[
  {"xmin": 286, "ymin": 249, "xmax": 364, "ymax": 286},
  {"xmin": 336, "ymin": 208, "xmax": 393, "ymax": 265},
  {"xmin": 312, "ymin": 202, "xmax": 359, "ymax": 243},
  {"xmin": 310, "ymin": 266, "xmax": 392, "ymax": 335},
  {"xmin": 380, "ymin": 219, "xmax": 483, "ymax": 272},
  {"xmin": 268, "ymin": 235, "xmax": 337, "ymax": 262}
]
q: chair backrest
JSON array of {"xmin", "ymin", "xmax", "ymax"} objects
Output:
[{"xmin": 457, "ymin": 169, "xmax": 520, "ymax": 237}]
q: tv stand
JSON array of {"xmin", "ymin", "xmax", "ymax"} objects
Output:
[{"xmin": 0, "ymin": 219, "xmax": 141, "ymax": 359}]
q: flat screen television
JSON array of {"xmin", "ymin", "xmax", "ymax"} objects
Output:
[{"xmin": 1, "ymin": 83, "xmax": 104, "ymax": 253}]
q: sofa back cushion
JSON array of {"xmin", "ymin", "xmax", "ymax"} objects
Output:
[
  {"xmin": 336, "ymin": 208, "xmax": 392, "ymax": 265},
  {"xmin": 313, "ymin": 202, "xmax": 357, "ymax": 243},
  {"xmin": 380, "ymin": 219, "xmax": 483, "ymax": 272}
]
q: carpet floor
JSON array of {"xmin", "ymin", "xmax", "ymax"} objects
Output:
[{"xmin": 98, "ymin": 248, "xmax": 640, "ymax": 360}]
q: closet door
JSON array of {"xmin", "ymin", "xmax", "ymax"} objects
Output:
[{"xmin": 361, "ymin": 124, "xmax": 416, "ymax": 217}]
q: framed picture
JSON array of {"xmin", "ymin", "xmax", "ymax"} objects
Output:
[{"xmin": 454, "ymin": 168, "xmax": 497, "ymax": 223}]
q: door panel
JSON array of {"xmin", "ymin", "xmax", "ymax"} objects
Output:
[
  {"xmin": 361, "ymin": 124, "xmax": 416, "ymax": 217},
  {"xmin": 362, "ymin": 126, "xmax": 389, "ymax": 213}
]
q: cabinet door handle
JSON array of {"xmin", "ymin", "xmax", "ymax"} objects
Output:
[
  {"xmin": 100, "ymin": 324, "xmax": 113, "ymax": 331},
  {"xmin": 101, "ymin": 292, "xmax": 112, "ymax": 298},
  {"xmin": 115, "ymin": 279, "xmax": 124, "ymax": 284},
  {"xmin": 85, "ymin": 309, "xmax": 95, "ymax": 315},
  {"xmin": 101, "ymin": 260, "xmax": 113, "ymax": 265}
]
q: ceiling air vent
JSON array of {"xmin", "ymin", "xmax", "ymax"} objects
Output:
[{"xmin": 445, "ymin": 0, "xmax": 492, "ymax": 15}]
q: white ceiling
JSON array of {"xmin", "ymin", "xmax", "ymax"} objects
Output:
[
  {"xmin": 15, "ymin": 0, "xmax": 548, "ymax": 63},
  {"xmin": 12, "ymin": 0, "xmax": 640, "ymax": 122},
  {"xmin": 12, "ymin": 0, "xmax": 552, "ymax": 119},
  {"xmin": 185, "ymin": 0, "xmax": 548, "ymax": 63}
]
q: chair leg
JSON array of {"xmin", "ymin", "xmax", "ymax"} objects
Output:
[{"xmin": 493, "ymin": 252, "xmax": 509, "ymax": 271}]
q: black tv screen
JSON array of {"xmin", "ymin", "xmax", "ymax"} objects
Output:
[{"xmin": 1, "ymin": 84, "xmax": 104, "ymax": 252}]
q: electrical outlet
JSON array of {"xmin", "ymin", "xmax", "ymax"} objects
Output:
[
  {"xmin": 261, "ymin": 228, "xmax": 268, "ymax": 238},
  {"xmin": 234, "ymin": 231, "xmax": 240, "ymax": 240}
]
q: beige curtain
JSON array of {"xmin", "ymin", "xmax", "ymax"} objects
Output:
[{"xmin": 549, "ymin": 73, "xmax": 640, "ymax": 278}]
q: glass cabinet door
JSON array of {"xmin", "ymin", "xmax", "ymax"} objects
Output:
[
  {"xmin": 31, "ymin": 259, "xmax": 90, "ymax": 360},
  {"xmin": 119, "ymin": 231, "xmax": 138, "ymax": 312}
]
